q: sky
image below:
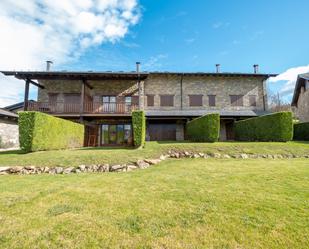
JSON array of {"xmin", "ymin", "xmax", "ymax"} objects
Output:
[{"xmin": 0, "ymin": 0, "xmax": 308, "ymax": 107}]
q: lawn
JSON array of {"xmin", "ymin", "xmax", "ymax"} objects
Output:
[
  {"xmin": 0, "ymin": 141, "xmax": 308, "ymax": 167},
  {"xmin": 0, "ymin": 158, "xmax": 308, "ymax": 248}
]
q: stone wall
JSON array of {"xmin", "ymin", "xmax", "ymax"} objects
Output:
[
  {"xmin": 0, "ymin": 119, "xmax": 19, "ymax": 148},
  {"xmin": 294, "ymin": 86, "xmax": 309, "ymax": 122},
  {"xmin": 144, "ymin": 74, "xmax": 266, "ymax": 111}
]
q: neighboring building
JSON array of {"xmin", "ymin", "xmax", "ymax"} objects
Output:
[
  {"xmin": 0, "ymin": 108, "xmax": 19, "ymax": 148},
  {"xmin": 4, "ymin": 100, "xmax": 36, "ymax": 113},
  {"xmin": 291, "ymin": 73, "xmax": 309, "ymax": 122},
  {"xmin": 1, "ymin": 63, "xmax": 276, "ymax": 146}
]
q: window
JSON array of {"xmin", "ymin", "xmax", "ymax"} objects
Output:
[
  {"xmin": 160, "ymin": 95, "xmax": 174, "ymax": 107},
  {"xmin": 102, "ymin": 96, "xmax": 116, "ymax": 112},
  {"xmin": 208, "ymin": 95, "xmax": 216, "ymax": 107},
  {"xmin": 125, "ymin": 96, "xmax": 132, "ymax": 104},
  {"xmin": 249, "ymin": 95, "xmax": 257, "ymax": 106},
  {"xmin": 103, "ymin": 96, "xmax": 116, "ymax": 103},
  {"xmin": 189, "ymin": 95, "xmax": 203, "ymax": 106},
  {"xmin": 230, "ymin": 95, "xmax": 244, "ymax": 106},
  {"xmin": 147, "ymin": 95, "xmax": 154, "ymax": 106}
]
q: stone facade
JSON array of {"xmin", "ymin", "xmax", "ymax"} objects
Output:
[
  {"xmin": 0, "ymin": 119, "xmax": 19, "ymax": 148},
  {"xmin": 294, "ymin": 84, "xmax": 309, "ymax": 122},
  {"xmin": 38, "ymin": 74, "xmax": 267, "ymax": 112},
  {"xmin": 144, "ymin": 74, "xmax": 266, "ymax": 111}
]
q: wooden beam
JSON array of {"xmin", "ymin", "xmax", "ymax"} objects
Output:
[
  {"xmin": 82, "ymin": 78, "xmax": 93, "ymax": 89},
  {"xmin": 80, "ymin": 79, "xmax": 85, "ymax": 114},
  {"xmin": 23, "ymin": 79, "xmax": 30, "ymax": 111},
  {"xmin": 25, "ymin": 78, "xmax": 45, "ymax": 89}
]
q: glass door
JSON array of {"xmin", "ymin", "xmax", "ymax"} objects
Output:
[
  {"xmin": 101, "ymin": 124, "xmax": 132, "ymax": 145},
  {"xmin": 108, "ymin": 125, "xmax": 117, "ymax": 144}
]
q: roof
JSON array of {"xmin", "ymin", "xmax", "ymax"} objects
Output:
[
  {"xmin": 0, "ymin": 108, "xmax": 18, "ymax": 118},
  {"xmin": 145, "ymin": 110, "xmax": 268, "ymax": 117},
  {"xmin": 1, "ymin": 70, "xmax": 277, "ymax": 81},
  {"xmin": 4, "ymin": 100, "xmax": 36, "ymax": 112},
  {"xmin": 291, "ymin": 73, "xmax": 309, "ymax": 106}
]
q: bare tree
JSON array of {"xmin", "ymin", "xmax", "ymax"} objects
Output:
[{"xmin": 268, "ymin": 91, "xmax": 291, "ymax": 112}]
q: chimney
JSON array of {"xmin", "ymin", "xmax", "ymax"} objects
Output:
[
  {"xmin": 136, "ymin": 62, "xmax": 140, "ymax": 73},
  {"xmin": 215, "ymin": 64, "xmax": 221, "ymax": 73},
  {"xmin": 46, "ymin": 61, "xmax": 53, "ymax": 71},
  {"xmin": 253, "ymin": 64, "xmax": 259, "ymax": 74}
]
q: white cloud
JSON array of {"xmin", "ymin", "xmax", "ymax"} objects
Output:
[
  {"xmin": 269, "ymin": 65, "xmax": 309, "ymax": 96},
  {"xmin": 143, "ymin": 54, "xmax": 168, "ymax": 71},
  {"xmin": 0, "ymin": 0, "xmax": 141, "ymax": 107}
]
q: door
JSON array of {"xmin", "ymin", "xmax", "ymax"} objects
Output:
[
  {"xmin": 101, "ymin": 124, "xmax": 132, "ymax": 145},
  {"xmin": 148, "ymin": 124, "xmax": 176, "ymax": 141},
  {"xmin": 226, "ymin": 122, "xmax": 235, "ymax": 140}
]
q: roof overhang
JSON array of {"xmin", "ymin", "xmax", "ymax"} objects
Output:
[
  {"xmin": 291, "ymin": 74, "xmax": 309, "ymax": 106},
  {"xmin": 1, "ymin": 71, "xmax": 149, "ymax": 81}
]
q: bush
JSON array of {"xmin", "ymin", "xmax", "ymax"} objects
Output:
[
  {"xmin": 235, "ymin": 111, "xmax": 293, "ymax": 142},
  {"xmin": 186, "ymin": 113, "xmax": 220, "ymax": 142},
  {"xmin": 293, "ymin": 122, "xmax": 309, "ymax": 141},
  {"xmin": 132, "ymin": 110, "xmax": 146, "ymax": 147},
  {"xmin": 19, "ymin": 111, "xmax": 84, "ymax": 152}
]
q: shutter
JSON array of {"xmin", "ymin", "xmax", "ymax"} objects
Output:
[
  {"xmin": 208, "ymin": 95, "xmax": 216, "ymax": 107},
  {"xmin": 189, "ymin": 95, "xmax": 203, "ymax": 106},
  {"xmin": 147, "ymin": 95, "xmax": 154, "ymax": 106},
  {"xmin": 160, "ymin": 95, "xmax": 174, "ymax": 106}
]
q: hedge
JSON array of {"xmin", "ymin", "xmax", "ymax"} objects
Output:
[
  {"xmin": 293, "ymin": 122, "xmax": 309, "ymax": 141},
  {"xmin": 234, "ymin": 111, "xmax": 293, "ymax": 142},
  {"xmin": 132, "ymin": 110, "xmax": 146, "ymax": 147},
  {"xmin": 19, "ymin": 111, "xmax": 84, "ymax": 152},
  {"xmin": 186, "ymin": 113, "xmax": 220, "ymax": 142}
]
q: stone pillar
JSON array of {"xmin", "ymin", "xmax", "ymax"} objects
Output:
[{"xmin": 138, "ymin": 80, "xmax": 145, "ymax": 110}]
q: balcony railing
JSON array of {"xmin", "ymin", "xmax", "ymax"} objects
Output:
[{"xmin": 28, "ymin": 101, "xmax": 139, "ymax": 114}]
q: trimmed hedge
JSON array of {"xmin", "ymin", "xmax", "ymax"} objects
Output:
[
  {"xmin": 235, "ymin": 111, "xmax": 293, "ymax": 142},
  {"xmin": 294, "ymin": 122, "xmax": 309, "ymax": 141},
  {"xmin": 132, "ymin": 110, "xmax": 146, "ymax": 147},
  {"xmin": 186, "ymin": 113, "xmax": 220, "ymax": 142},
  {"xmin": 19, "ymin": 111, "xmax": 84, "ymax": 152}
]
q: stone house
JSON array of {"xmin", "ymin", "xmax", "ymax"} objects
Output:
[
  {"xmin": 1, "ymin": 63, "xmax": 276, "ymax": 146},
  {"xmin": 291, "ymin": 73, "xmax": 309, "ymax": 122},
  {"xmin": 0, "ymin": 108, "xmax": 19, "ymax": 148}
]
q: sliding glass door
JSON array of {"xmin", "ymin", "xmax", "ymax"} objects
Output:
[{"xmin": 101, "ymin": 124, "xmax": 132, "ymax": 145}]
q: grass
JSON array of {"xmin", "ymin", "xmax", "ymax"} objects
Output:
[
  {"xmin": 0, "ymin": 141, "xmax": 308, "ymax": 167},
  {"xmin": 0, "ymin": 158, "xmax": 308, "ymax": 248}
]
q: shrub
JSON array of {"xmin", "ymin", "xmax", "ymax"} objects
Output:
[
  {"xmin": 186, "ymin": 113, "xmax": 220, "ymax": 142},
  {"xmin": 293, "ymin": 122, "xmax": 309, "ymax": 141},
  {"xmin": 234, "ymin": 111, "xmax": 293, "ymax": 142},
  {"xmin": 19, "ymin": 111, "xmax": 84, "ymax": 152},
  {"xmin": 132, "ymin": 110, "xmax": 146, "ymax": 148}
]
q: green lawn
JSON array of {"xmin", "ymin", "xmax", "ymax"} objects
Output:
[
  {"xmin": 0, "ymin": 141, "xmax": 308, "ymax": 167},
  {"xmin": 0, "ymin": 159, "xmax": 308, "ymax": 248}
]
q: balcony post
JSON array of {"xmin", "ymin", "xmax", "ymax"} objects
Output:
[
  {"xmin": 23, "ymin": 79, "xmax": 30, "ymax": 111},
  {"xmin": 80, "ymin": 79, "xmax": 86, "ymax": 114}
]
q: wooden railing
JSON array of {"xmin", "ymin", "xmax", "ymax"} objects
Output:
[{"xmin": 28, "ymin": 102, "xmax": 139, "ymax": 114}]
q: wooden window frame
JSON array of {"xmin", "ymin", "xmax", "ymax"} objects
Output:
[
  {"xmin": 249, "ymin": 95, "xmax": 257, "ymax": 107},
  {"xmin": 189, "ymin": 95, "xmax": 203, "ymax": 107},
  {"xmin": 160, "ymin": 95, "xmax": 174, "ymax": 107},
  {"xmin": 147, "ymin": 95, "xmax": 155, "ymax": 107},
  {"xmin": 230, "ymin": 95, "xmax": 244, "ymax": 107},
  {"xmin": 208, "ymin": 95, "xmax": 216, "ymax": 107}
]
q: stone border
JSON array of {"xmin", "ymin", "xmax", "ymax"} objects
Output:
[{"xmin": 0, "ymin": 151, "xmax": 308, "ymax": 175}]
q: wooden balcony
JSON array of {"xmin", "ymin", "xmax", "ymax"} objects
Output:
[{"xmin": 28, "ymin": 101, "xmax": 139, "ymax": 114}]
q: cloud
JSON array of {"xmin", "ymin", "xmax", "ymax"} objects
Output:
[
  {"xmin": 269, "ymin": 65, "xmax": 309, "ymax": 96},
  {"xmin": 0, "ymin": 0, "xmax": 141, "ymax": 107},
  {"xmin": 185, "ymin": 38, "xmax": 196, "ymax": 44},
  {"xmin": 143, "ymin": 54, "xmax": 168, "ymax": 71},
  {"xmin": 212, "ymin": 22, "xmax": 230, "ymax": 29}
]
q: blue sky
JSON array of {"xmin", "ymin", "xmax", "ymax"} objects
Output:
[{"xmin": 0, "ymin": 0, "xmax": 308, "ymax": 106}]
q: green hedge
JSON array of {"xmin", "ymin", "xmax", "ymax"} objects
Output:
[
  {"xmin": 132, "ymin": 110, "xmax": 146, "ymax": 147},
  {"xmin": 19, "ymin": 111, "xmax": 84, "ymax": 152},
  {"xmin": 235, "ymin": 111, "xmax": 293, "ymax": 142},
  {"xmin": 186, "ymin": 113, "xmax": 220, "ymax": 142},
  {"xmin": 293, "ymin": 122, "xmax": 309, "ymax": 141}
]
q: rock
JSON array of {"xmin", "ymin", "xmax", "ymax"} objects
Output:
[
  {"xmin": 64, "ymin": 167, "xmax": 75, "ymax": 174},
  {"xmin": 55, "ymin": 167, "xmax": 63, "ymax": 174},
  {"xmin": 0, "ymin": 171, "xmax": 8, "ymax": 175},
  {"xmin": 184, "ymin": 151, "xmax": 191, "ymax": 157},
  {"xmin": 75, "ymin": 169, "xmax": 81, "ymax": 173},
  {"xmin": 198, "ymin": 153, "xmax": 205, "ymax": 157},
  {"xmin": 9, "ymin": 166, "xmax": 23, "ymax": 174},
  {"xmin": 213, "ymin": 153, "xmax": 221, "ymax": 158},
  {"xmin": 127, "ymin": 165, "xmax": 138, "ymax": 171},
  {"xmin": 0, "ymin": 167, "xmax": 11, "ymax": 172},
  {"xmin": 110, "ymin": 165, "xmax": 124, "ymax": 172},
  {"xmin": 267, "ymin": 155, "xmax": 273, "ymax": 159},
  {"xmin": 43, "ymin": 167, "xmax": 50, "ymax": 173},
  {"xmin": 136, "ymin": 160, "xmax": 150, "ymax": 169},
  {"xmin": 24, "ymin": 166, "xmax": 35, "ymax": 170},
  {"xmin": 160, "ymin": 154, "xmax": 169, "ymax": 160},
  {"xmin": 223, "ymin": 154, "xmax": 231, "ymax": 159},
  {"xmin": 78, "ymin": 165, "xmax": 86, "ymax": 172},
  {"xmin": 203, "ymin": 154, "xmax": 210, "ymax": 159},
  {"xmin": 193, "ymin": 154, "xmax": 200, "ymax": 158},
  {"xmin": 240, "ymin": 154, "xmax": 248, "ymax": 159},
  {"xmin": 92, "ymin": 165, "xmax": 99, "ymax": 172},
  {"xmin": 144, "ymin": 159, "xmax": 161, "ymax": 165}
]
